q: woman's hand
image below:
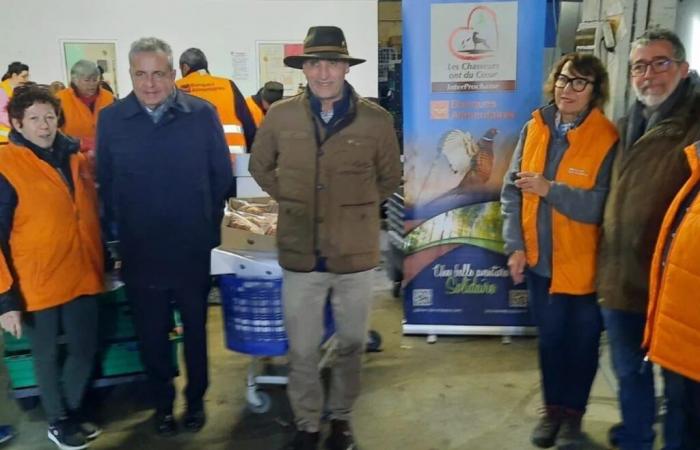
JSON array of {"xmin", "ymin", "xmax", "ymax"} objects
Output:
[
  {"xmin": 516, "ymin": 171, "xmax": 551, "ymax": 197},
  {"xmin": 507, "ymin": 250, "xmax": 527, "ymax": 285},
  {"xmin": 0, "ymin": 311, "xmax": 22, "ymax": 339}
]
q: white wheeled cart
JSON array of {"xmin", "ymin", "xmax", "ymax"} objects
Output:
[
  {"xmin": 211, "ymin": 248, "xmax": 294, "ymax": 413},
  {"xmin": 211, "ymin": 247, "xmax": 380, "ymax": 414}
]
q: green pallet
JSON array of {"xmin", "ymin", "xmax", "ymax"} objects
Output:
[
  {"xmin": 4, "ymin": 354, "xmax": 36, "ymax": 388},
  {"xmin": 3, "ymin": 332, "xmax": 31, "ymax": 353},
  {"xmin": 99, "ymin": 303, "xmax": 136, "ymax": 341},
  {"xmin": 101, "ymin": 341, "xmax": 143, "ymax": 376},
  {"xmin": 101, "ymin": 339, "xmax": 180, "ymax": 377},
  {"xmin": 100, "ymin": 286, "xmax": 128, "ymax": 305}
]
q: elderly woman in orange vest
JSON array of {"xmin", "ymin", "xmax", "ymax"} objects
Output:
[
  {"xmin": 643, "ymin": 141, "xmax": 700, "ymax": 448},
  {"xmin": 56, "ymin": 60, "xmax": 114, "ymax": 160},
  {"xmin": 0, "ymin": 84, "xmax": 104, "ymax": 450},
  {"xmin": 501, "ymin": 53, "xmax": 618, "ymax": 450}
]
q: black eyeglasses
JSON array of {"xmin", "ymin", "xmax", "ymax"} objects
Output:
[
  {"xmin": 554, "ymin": 74, "xmax": 593, "ymax": 92},
  {"xmin": 630, "ymin": 57, "xmax": 681, "ymax": 77}
]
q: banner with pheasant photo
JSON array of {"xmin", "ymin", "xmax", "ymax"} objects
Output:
[{"xmin": 402, "ymin": 0, "xmax": 545, "ymax": 335}]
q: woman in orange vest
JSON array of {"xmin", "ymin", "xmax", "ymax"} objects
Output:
[
  {"xmin": 643, "ymin": 141, "xmax": 700, "ymax": 447},
  {"xmin": 56, "ymin": 60, "xmax": 114, "ymax": 162},
  {"xmin": 500, "ymin": 53, "xmax": 618, "ymax": 449},
  {"xmin": 0, "ymin": 62, "xmax": 30, "ymax": 145},
  {"xmin": 0, "ymin": 84, "xmax": 104, "ymax": 450}
]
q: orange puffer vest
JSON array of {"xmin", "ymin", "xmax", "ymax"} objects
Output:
[
  {"xmin": 521, "ymin": 108, "xmax": 617, "ymax": 294},
  {"xmin": 643, "ymin": 143, "xmax": 700, "ymax": 382},
  {"xmin": 0, "ymin": 142, "xmax": 104, "ymax": 311}
]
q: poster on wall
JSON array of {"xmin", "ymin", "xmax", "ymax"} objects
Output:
[
  {"xmin": 230, "ymin": 51, "xmax": 250, "ymax": 81},
  {"xmin": 61, "ymin": 40, "xmax": 118, "ymax": 96},
  {"xmin": 257, "ymin": 42, "xmax": 306, "ymax": 96},
  {"xmin": 402, "ymin": 0, "xmax": 545, "ymax": 336}
]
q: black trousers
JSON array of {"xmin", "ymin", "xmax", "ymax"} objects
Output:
[
  {"xmin": 23, "ymin": 296, "xmax": 98, "ymax": 423},
  {"xmin": 126, "ymin": 279, "xmax": 210, "ymax": 413}
]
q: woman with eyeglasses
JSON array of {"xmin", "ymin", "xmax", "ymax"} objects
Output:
[
  {"xmin": 500, "ymin": 53, "xmax": 618, "ymax": 450},
  {"xmin": 0, "ymin": 84, "xmax": 104, "ymax": 450}
]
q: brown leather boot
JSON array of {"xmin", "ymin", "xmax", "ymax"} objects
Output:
[
  {"xmin": 555, "ymin": 409, "xmax": 584, "ymax": 449},
  {"xmin": 531, "ymin": 405, "xmax": 562, "ymax": 448}
]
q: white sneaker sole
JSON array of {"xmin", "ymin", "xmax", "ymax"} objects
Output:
[{"xmin": 47, "ymin": 430, "xmax": 89, "ymax": 450}]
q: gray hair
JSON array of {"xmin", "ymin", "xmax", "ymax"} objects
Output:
[
  {"xmin": 129, "ymin": 37, "xmax": 173, "ymax": 68},
  {"xmin": 70, "ymin": 60, "xmax": 100, "ymax": 82},
  {"xmin": 179, "ymin": 48, "xmax": 208, "ymax": 72},
  {"xmin": 631, "ymin": 28, "xmax": 687, "ymax": 62}
]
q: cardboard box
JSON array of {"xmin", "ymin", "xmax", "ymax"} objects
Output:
[
  {"xmin": 219, "ymin": 225, "xmax": 277, "ymax": 253},
  {"xmin": 218, "ymin": 197, "xmax": 277, "ymax": 253}
]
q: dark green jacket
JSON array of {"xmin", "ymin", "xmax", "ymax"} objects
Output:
[{"xmin": 597, "ymin": 77, "xmax": 700, "ymax": 313}]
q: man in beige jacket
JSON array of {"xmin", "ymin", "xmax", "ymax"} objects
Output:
[{"xmin": 249, "ymin": 26, "xmax": 401, "ymax": 450}]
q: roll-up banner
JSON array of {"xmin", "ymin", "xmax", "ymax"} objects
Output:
[{"xmin": 402, "ymin": 0, "xmax": 545, "ymax": 335}]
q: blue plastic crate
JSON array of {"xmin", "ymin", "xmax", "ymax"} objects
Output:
[{"xmin": 219, "ymin": 275, "xmax": 288, "ymax": 356}]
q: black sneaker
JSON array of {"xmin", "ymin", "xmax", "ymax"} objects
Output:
[
  {"xmin": 281, "ymin": 430, "xmax": 320, "ymax": 450},
  {"xmin": 183, "ymin": 409, "xmax": 206, "ymax": 432},
  {"xmin": 48, "ymin": 419, "xmax": 88, "ymax": 450},
  {"xmin": 154, "ymin": 412, "xmax": 177, "ymax": 437},
  {"xmin": 325, "ymin": 420, "xmax": 358, "ymax": 450}
]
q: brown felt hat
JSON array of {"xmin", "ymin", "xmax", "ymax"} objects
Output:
[{"xmin": 284, "ymin": 26, "xmax": 365, "ymax": 69}]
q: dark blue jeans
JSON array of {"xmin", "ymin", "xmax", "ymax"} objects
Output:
[
  {"xmin": 527, "ymin": 272, "xmax": 603, "ymax": 412},
  {"xmin": 662, "ymin": 369, "xmax": 700, "ymax": 450},
  {"xmin": 602, "ymin": 308, "xmax": 656, "ymax": 450}
]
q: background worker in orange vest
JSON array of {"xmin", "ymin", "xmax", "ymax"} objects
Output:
[
  {"xmin": 643, "ymin": 141, "xmax": 700, "ymax": 448},
  {"xmin": 0, "ymin": 62, "xmax": 30, "ymax": 145},
  {"xmin": 501, "ymin": 53, "xmax": 617, "ymax": 450},
  {"xmin": 245, "ymin": 81, "xmax": 284, "ymax": 128},
  {"xmin": 176, "ymin": 48, "xmax": 256, "ymax": 155},
  {"xmin": 56, "ymin": 60, "xmax": 114, "ymax": 163}
]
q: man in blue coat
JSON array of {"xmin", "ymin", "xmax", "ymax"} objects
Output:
[{"xmin": 96, "ymin": 37, "xmax": 232, "ymax": 436}]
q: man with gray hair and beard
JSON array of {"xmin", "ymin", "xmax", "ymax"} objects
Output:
[{"xmin": 597, "ymin": 28, "xmax": 700, "ymax": 450}]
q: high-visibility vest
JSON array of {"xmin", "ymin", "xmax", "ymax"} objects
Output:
[
  {"xmin": 56, "ymin": 87, "xmax": 114, "ymax": 152},
  {"xmin": 176, "ymin": 72, "xmax": 246, "ymax": 154},
  {"xmin": 245, "ymin": 96, "xmax": 264, "ymax": 128},
  {"xmin": 0, "ymin": 80, "xmax": 14, "ymax": 144},
  {"xmin": 520, "ymin": 108, "xmax": 617, "ymax": 294}
]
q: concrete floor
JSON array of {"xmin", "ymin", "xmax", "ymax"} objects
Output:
[{"xmin": 0, "ymin": 268, "xmax": 660, "ymax": 450}]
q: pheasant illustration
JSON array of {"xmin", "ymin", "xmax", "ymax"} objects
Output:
[{"xmin": 443, "ymin": 128, "xmax": 498, "ymax": 195}]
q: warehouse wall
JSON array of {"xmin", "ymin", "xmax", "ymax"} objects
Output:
[
  {"xmin": 677, "ymin": 0, "xmax": 700, "ymax": 71},
  {"xmin": 0, "ymin": 0, "xmax": 379, "ymax": 97}
]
